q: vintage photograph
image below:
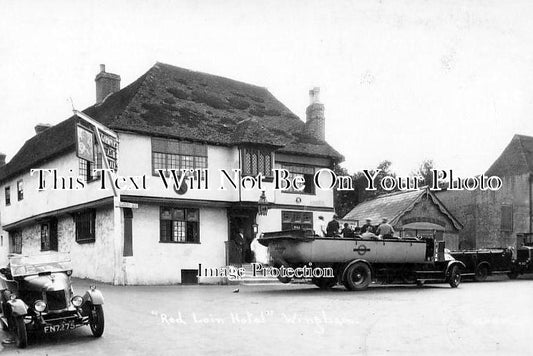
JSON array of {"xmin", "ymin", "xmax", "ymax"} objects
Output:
[{"xmin": 0, "ymin": 1, "xmax": 532, "ymax": 355}]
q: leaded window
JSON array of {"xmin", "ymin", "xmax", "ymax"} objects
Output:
[
  {"xmin": 152, "ymin": 138, "xmax": 207, "ymax": 179},
  {"xmin": 242, "ymin": 148, "xmax": 272, "ymax": 177},
  {"xmin": 160, "ymin": 207, "xmax": 200, "ymax": 243}
]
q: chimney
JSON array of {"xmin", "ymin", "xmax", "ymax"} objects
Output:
[
  {"xmin": 34, "ymin": 123, "xmax": 52, "ymax": 135},
  {"xmin": 305, "ymin": 87, "xmax": 325, "ymax": 141},
  {"xmin": 0, "ymin": 153, "xmax": 5, "ymax": 167},
  {"xmin": 95, "ymin": 64, "xmax": 121, "ymax": 104}
]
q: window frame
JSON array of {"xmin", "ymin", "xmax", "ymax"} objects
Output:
[
  {"xmin": 151, "ymin": 138, "xmax": 208, "ymax": 180},
  {"xmin": 40, "ymin": 218, "xmax": 58, "ymax": 251},
  {"xmin": 75, "ymin": 210, "xmax": 96, "ymax": 244},
  {"xmin": 241, "ymin": 148, "xmax": 273, "ymax": 178},
  {"xmin": 16, "ymin": 180, "xmax": 23, "ymax": 201},
  {"xmin": 279, "ymin": 164, "xmax": 316, "ymax": 195},
  {"xmin": 159, "ymin": 207, "xmax": 200, "ymax": 244},
  {"xmin": 10, "ymin": 231, "xmax": 22, "ymax": 254},
  {"xmin": 281, "ymin": 210, "xmax": 313, "ymax": 231},
  {"xmin": 79, "ymin": 144, "xmax": 103, "ymax": 183},
  {"xmin": 4, "ymin": 186, "xmax": 10, "ymax": 206}
]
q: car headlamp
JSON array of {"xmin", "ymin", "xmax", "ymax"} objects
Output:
[
  {"xmin": 71, "ymin": 295, "xmax": 83, "ymax": 308},
  {"xmin": 34, "ymin": 300, "xmax": 47, "ymax": 312}
]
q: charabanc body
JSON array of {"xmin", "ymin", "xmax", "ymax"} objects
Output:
[
  {"xmin": 259, "ymin": 230, "xmax": 465, "ymax": 291},
  {"xmin": 0, "ymin": 253, "xmax": 105, "ymax": 348}
]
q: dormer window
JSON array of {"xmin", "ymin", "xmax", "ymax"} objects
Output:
[{"xmin": 242, "ymin": 148, "xmax": 272, "ymax": 177}]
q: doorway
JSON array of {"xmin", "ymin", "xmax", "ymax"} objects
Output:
[{"xmin": 227, "ymin": 208, "xmax": 257, "ymax": 265}]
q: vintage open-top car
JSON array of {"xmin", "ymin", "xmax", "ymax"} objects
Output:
[{"xmin": 0, "ymin": 253, "xmax": 105, "ymax": 348}]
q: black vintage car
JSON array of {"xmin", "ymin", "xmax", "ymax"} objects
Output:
[
  {"xmin": 449, "ymin": 247, "xmax": 515, "ymax": 281},
  {"xmin": 0, "ymin": 253, "xmax": 105, "ymax": 348}
]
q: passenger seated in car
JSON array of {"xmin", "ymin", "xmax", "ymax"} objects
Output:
[
  {"xmin": 353, "ymin": 227, "xmax": 362, "ymax": 239},
  {"xmin": 361, "ymin": 226, "xmax": 380, "ymax": 240}
]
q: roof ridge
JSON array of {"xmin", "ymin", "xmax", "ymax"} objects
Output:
[{"xmin": 155, "ymin": 62, "xmax": 268, "ymax": 91}]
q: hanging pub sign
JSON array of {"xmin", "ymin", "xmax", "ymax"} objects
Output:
[
  {"xmin": 76, "ymin": 125, "xmax": 95, "ymax": 162},
  {"xmin": 76, "ymin": 124, "xmax": 118, "ymax": 171},
  {"xmin": 99, "ymin": 131, "xmax": 118, "ymax": 171}
]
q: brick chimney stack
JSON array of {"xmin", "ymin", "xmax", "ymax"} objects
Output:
[
  {"xmin": 34, "ymin": 123, "xmax": 52, "ymax": 135},
  {"xmin": 95, "ymin": 64, "xmax": 121, "ymax": 104},
  {"xmin": 0, "ymin": 153, "xmax": 5, "ymax": 167},
  {"xmin": 305, "ymin": 87, "xmax": 325, "ymax": 141}
]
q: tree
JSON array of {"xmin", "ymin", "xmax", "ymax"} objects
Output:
[
  {"xmin": 333, "ymin": 160, "xmax": 399, "ymax": 218},
  {"xmin": 410, "ymin": 159, "xmax": 435, "ymax": 188}
]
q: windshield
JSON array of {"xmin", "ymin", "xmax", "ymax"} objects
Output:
[{"xmin": 8, "ymin": 253, "xmax": 72, "ymax": 277}]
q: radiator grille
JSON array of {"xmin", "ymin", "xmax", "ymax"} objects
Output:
[{"xmin": 46, "ymin": 290, "xmax": 67, "ymax": 310}]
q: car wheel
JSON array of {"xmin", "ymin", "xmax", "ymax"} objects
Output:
[
  {"xmin": 449, "ymin": 265, "xmax": 461, "ymax": 288},
  {"xmin": 14, "ymin": 316, "xmax": 27, "ymax": 348},
  {"xmin": 312, "ymin": 277, "xmax": 336, "ymax": 290},
  {"xmin": 89, "ymin": 305, "xmax": 105, "ymax": 337},
  {"xmin": 474, "ymin": 265, "xmax": 488, "ymax": 282},
  {"xmin": 344, "ymin": 262, "xmax": 371, "ymax": 291}
]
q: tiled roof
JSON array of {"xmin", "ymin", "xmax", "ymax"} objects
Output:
[
  {"xmin": 342, "ymin": 187, "xmax": 462, "ymax": 230},
  {"xmin": 485, "ymin": 134, "xmax": 533, "ymax": 177},
  {"xmin": 0, "ymin": 62, "xmax": 343, "ymax": 182}
]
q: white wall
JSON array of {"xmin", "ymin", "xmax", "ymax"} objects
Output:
[
  {"xmin": 118, "ymin": 132, "xmax": 334, "ymax": 209},
  {"xmin": 122, "ymin": 204, "xmax": 227, "ymax": 284},
  {"xmin": 11, "ymin": 207, "xmax": 115, "ymax": 283},
  {"xmin": 0, "ymin": 152, "xmax": 113, "ymax": 226}
]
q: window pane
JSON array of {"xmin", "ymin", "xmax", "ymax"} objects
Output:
[
  {"xmin": 161, "ymin": 208, "xmax": 172, "ymax": 220},
  {"xmin": 265, "ymin": 154, "xmax": 271, "ymax": 175},
  {"xmin": 172, "ymin": 209, "xmax": 185, "ymax": 221},
  {"xmin": 251, "ymin": 152, "xmax": 258, "ymax": 175},
  {"xmin": 244, "ymin": 150, "xmax": 251, "ymax": 175},
  {"xmin": 186, "ymin": 222, "xmax": 198, "ymax": 242},
  {"xmin": 258, "ymin": 153, "xmax": 265, "ymax": 175},
  {"xmin": 187, "ymin": 209, "xmax": 199, "ymax": 222}
]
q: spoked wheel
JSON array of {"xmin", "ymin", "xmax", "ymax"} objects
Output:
[
  {"xmin": 344, "ymin": 262, "xmax": 371, "ymax": 291},
  {"xmin": 13, "ymin": 316, "xmax": 27, "ymax": 348},
  {"xmin": 474, "ymin": 265, "xmax": 488, "ymax": 282},
  {"xmin": 312, "ymin": 277, "xmax": 337, "ymax": 290},
  {"xmin": 89, "ymin": 305, "xmax": 105, "ymax": 337},
  {"xmin": 449, "ymin": 265, "xmax": 461, "ymax": 288}
]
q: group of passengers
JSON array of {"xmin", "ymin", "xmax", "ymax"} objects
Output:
[{"xmin": 316, "ymin": 216, "xmax": 395, "ymax": 240}]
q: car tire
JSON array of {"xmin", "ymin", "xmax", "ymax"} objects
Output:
[
  {"xmin": 14, "ymin": 315, "xmax": 27, "ymax": 348},
  {"xmin": 474, "ymin": 265, "xmax": 488, "ymax": 282},
  {"xmin": 89, "ymin": 305, "xmax": 105, "ymax": 337},
  {"xmin": 312, "ymin": 277, "xmax": 336, "ymax": 290},
  {"xmin": 448, "ymin": 265, "xmax": 461, "ymax": 288},
  {"xmin": 343, "ymin": 262, "xmax": 371, "ymax": 291}
]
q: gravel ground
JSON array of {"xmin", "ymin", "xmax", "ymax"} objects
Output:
[{"xmin": 0, "ymin": 275, "xmax": 532, "ymax": 356}]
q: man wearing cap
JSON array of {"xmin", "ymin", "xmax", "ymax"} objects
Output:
[{"xmin": 361, "ymin": 218, "xmax": 373, "ymax": 234}]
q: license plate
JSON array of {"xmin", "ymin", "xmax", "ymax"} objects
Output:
[{"xmin": 44, "ymin": 321, "xmax": 76, "ymax": 333}]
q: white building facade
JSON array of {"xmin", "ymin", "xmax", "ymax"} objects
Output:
[{"xmin": 0, "ymin": 63, "xmax": 343, "ymax": 285}]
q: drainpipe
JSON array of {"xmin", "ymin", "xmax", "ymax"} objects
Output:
[{"xmin": 529, "ymin": 173, "xmax": 533, "ymax": 233}]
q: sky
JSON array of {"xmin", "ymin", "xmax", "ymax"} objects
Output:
[{"xmin": 1, "ymin": 0, "xmax": 533, "ymax": 176}]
